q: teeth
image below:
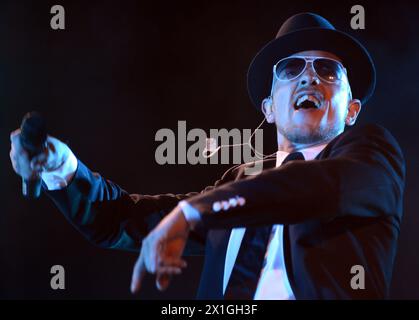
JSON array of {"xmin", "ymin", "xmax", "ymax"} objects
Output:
[{"xmin": 296, "ymin": 94, "xmax": 321, "ymax": 108}]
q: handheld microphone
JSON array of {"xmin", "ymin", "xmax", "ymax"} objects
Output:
[{"xmin": 19, "ymin": 111, "xmax": 47, "ymax": 199}]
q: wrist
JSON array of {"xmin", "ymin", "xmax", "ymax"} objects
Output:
[
  {"xmin": 173, "ymin": 204, "xmax": 191, "ymax": 234},
  {"xmin": 178, "ymin": 204, "xmax": 191, "ymax": 230},
  {"xmin": 178, "ymin": 200, "xmax": 201, "ymax": 230}
]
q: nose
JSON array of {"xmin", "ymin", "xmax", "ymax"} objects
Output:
[{"xmin": 299, "ymin": 65, "xmax": 320, "ymax": 86}]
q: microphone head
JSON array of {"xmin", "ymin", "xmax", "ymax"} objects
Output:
[
  {"xmin": 20, "ymin": 111, "xmax": 47, "ymax": 157},
  {"xmin": 203, "ymin": 137, "xmax": 219, "ymax": 158}
]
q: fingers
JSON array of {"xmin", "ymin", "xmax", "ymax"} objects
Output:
[
  {"xmin": 142, "ymin": 237, "xmax": 158, "ymax": 274},
  {"xmin": 10, "ymin": 129, "xmax": 24, "ymax": 154},
  {"xmin": 155, "ymin": 264, "xmax": 189, "ymax": 291},
  {"xmin": 10, "ymin": 129, "xmax": 26, "ymax": 162},
  {"xmin": 131, "ymin": 227, "xmax": 189, "ymax": 294},
  {"xmin": 158, "ymin": 257, "xmax": 187, "ymax": 269},
  {"xmin": 130, "ymin": 260, "xmax": 185, "ymax": 294},
  {"xmin": 9, "ymin": 128, "xmax": 69, "ymax": 178},
  {"xmin": 10, "ymin": 149, "xmax": 20, "ymax": 173},
  {"xmin": 156, "ymin": 273, "xmax": 172, "ymax": 292},
  {"xmin": 43, "ymin": 136, "xmax": 69, "ymax": 171},
  {"xmin": 130, "ymin": 251, "xmax": 187, "ymax": 294},
  {"xmin": 130, "ymin": 253, "xmax": 146, "ymax": 294},
  {"xmin": 10, "ymin": 128, "xmax": 21, "ymax": 142},
  {"xmin": 10, "ymin": 129, "xmax": 22, "ymax": 152},
  {"xmin": 30, "ymin": 152, "xmax": 48, "ymax": 171},
  {"xmin": 9, "ymin": 130, "xmax": 33, "ymax": 178},
  {"xmin": 153, "ymin": 258, "xmax": 187, "ymax": 292},
  {"xmin": 157, "ymin": 266, "xmax": 183, "ymax": 275}
]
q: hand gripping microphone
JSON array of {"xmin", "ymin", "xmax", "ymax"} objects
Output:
[{"xmin": 19, "ymin": 111, "xmax": 47, "ymax": 199}]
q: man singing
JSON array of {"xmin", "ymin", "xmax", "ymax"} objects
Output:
[{"xmin": 10, "ymin": 13, "xmax": 405, "ymax": 299}]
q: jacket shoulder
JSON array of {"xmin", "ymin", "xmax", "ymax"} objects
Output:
[
  {"xmin": 342, "ymin": 123, "xmax": 399, "ymax": 142},
  {"xmin": 334, "ymin": 123, "xmax": 403, "ymax": 154}
]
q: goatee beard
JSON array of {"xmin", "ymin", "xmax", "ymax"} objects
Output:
[{"xmin": 278, "ymin": 124, "xmax": 342, "ymax": 145}]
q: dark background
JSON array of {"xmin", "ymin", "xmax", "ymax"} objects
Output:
[{"xmin": 0, "ymin": 0, "xmax": 418, "ymax": 299}]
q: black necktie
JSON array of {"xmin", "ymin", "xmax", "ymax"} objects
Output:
[{"xmin": 224, "ymin": 151, "xmax": 305, "ymax": 300}]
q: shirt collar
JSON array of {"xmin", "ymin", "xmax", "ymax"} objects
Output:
[{"xmin": 276, "ymin": 142, "xmax": 328, "ymax": 167}]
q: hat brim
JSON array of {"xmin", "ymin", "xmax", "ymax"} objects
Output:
[{"xmin": 247, "ymin": 28, "xmax": 376, "ymax": 110}]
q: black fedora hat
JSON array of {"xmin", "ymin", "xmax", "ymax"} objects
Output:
[{"xmin": 247, "ymin": 12, "xmax": 376, "ymax": 110}]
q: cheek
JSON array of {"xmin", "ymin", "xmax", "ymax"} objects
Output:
[
  {"xmin": 327, "ymin": 88, "xmax": 349, "ymax": 120},
  {"xmin": 273, "ymin": 86, "xmax": 294, "ymax": 115}
]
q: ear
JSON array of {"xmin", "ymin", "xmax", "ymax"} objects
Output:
[
  {"xmin": 345, "ymin": 99, "xmax": 362, "ymax": 126},
  {"xmin": 261, "ymin": 96, "xmax": 275, "ymax": 123}
]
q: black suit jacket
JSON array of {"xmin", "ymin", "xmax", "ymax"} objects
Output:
[{"xmin": 44, "ymin": 123, "xmax": 405, "ymax": 299}]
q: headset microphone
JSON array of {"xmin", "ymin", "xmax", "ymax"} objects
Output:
[{"xmin": 202, "ymin": 118, "xmax": 276, "ymax": 160}]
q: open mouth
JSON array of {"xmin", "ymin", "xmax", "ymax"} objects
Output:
[{"xmin": 294, "ymin": 94, "xmax": 322, "ymax": 110}]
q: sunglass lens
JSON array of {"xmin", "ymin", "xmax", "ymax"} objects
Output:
[
  {"xmin": 314, "ymin": 59, "xmax": 345, "ymax": 82},
  {"xmin": 275, "ymin": 58, "xmax": 305, "ymax": 80}
]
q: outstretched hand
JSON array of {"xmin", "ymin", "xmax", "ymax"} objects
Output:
[{"xmin": 130, "ymin": 205, "xmax": 190, "ymax": 293}]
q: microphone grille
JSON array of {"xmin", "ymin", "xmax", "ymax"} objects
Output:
[{"xmin": 20, "ymin": 111, "xmax": 47, "ymax": 154}]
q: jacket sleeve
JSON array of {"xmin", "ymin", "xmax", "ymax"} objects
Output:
[
  {"xmin": 186, "ymin": 124, "xmax": 406, "ymax": 229},
  {"xmin": 43, "ymin": 160, "xmax": 239, "ymax": 254}
]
